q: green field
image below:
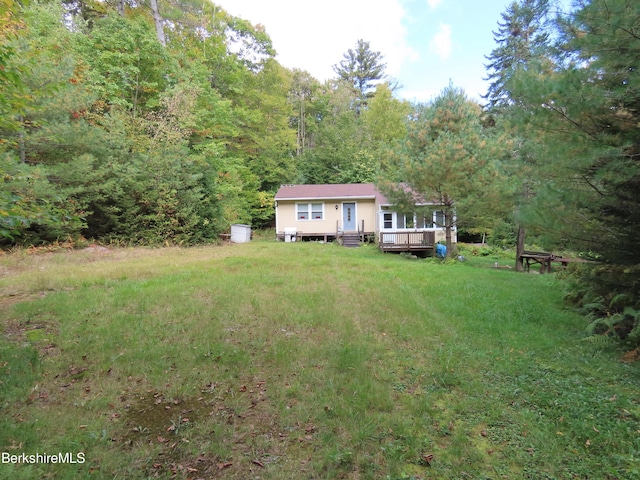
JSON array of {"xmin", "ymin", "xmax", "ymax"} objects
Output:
[{"xmin": 1, "ymin": 241, "xmax": 638, "ymax": 479}]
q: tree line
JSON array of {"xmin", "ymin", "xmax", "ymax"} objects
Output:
[{"xmin": 0, "ymin": 0, "xmax": 408, "ymax": 246}]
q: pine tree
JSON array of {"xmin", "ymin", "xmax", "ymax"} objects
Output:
[
  {"xmin": 380, "ymin": 85, "xmax": 508, "ymax": 256},
  {"xmin": 333, "ymin": 39, "xmax": 386, "ymax": 114},
  {"xmin": 483, "ymin": 0, "xmax": 552, "ymax": 110},
  {"xmin": 483, "ymin": 0, "xmax": 553, "ymax": 269},
  {"xmin": 504, "ymin": 0, "xmax": 640, "ymax": 319}
]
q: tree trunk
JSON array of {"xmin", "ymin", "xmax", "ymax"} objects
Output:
[
  {"xmin": 515, "ymin": 182, "xmax": 531, "ymax": 272},
  {"xmin": 515, "ymin": 224, "xmax": 526, "ymax": 272},
  {"xmin": 445, "ymin": 209, "xmax": 453, "ymax": 258},
  {"xmin": 18, "ymin": 115, "xmax": 26, "ymax": 163},
  {"xmin": 149, "ymin": 0, "xmax": 166, "ymax": 47},
  {"xmin": 297, "ymin": 99, "xmax": 305, "ymax": 156}
]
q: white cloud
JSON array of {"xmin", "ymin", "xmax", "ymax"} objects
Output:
[
  {"xmin": 213, "ymin": 0, "xmax": 417, "ymax": 82},
  {"xmin": 427, "ymin": 0, "xmax": 443, "ymax": 8},
  {"xmin": 429, "ymin": 23, "xmax": 452, "ymax": 60}
]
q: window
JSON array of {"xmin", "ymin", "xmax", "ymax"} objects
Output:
[
  {"xmin": 382, "ymin": 211, "xmax": 447, "ymax": 229},
  {"xmin": 417, "ymin": 214, "xmax": 433, "ymax": 228},
  {"xmin": 297, "ymin": 203, "xmax": 323, "ymax": 220},
  {"xmin": 396, "ymin": 214, "xmax": 414, "ymax": 229},
  {"xmin": 405, "ymin": 215, "xmax": 415, "ymax": 229},
  {"xmin": 297, "ymin": 204, "xmax": 308, "ymax": 220},
  {"xmin": 383, "ymin": 213, "xmax": 393, "ymax": 229},
  {"xmin": 311, "ymin": 203, "xmax": 323, "ymax": 219}
]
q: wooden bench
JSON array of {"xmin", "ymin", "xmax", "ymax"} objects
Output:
[{"xmin": 520, "ymin": 250, "xmax": 554, "ymax": 273}]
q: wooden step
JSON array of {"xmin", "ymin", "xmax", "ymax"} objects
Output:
[{"xmin": 342, "ymin": 234, "xmax": 360, "ymax": 247}]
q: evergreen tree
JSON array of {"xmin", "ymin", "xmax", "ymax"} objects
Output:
[
  {"xmin": 501, "ymin": 0, "xmax": 640, "ymax": 339},
  {"xmin": 333, "ymin": 39, "xmax": 386, "ymax": 113},
  {"xmin": 379, "ymin": 86, "xmax": 509, "ymax": 256},
  {"xmin": 483, "ymin": 0, "xmax": 552, "ymax": 110},
  {"xmin": 483, "ymin": 0, "xmax": 553, "ymax": 269}
]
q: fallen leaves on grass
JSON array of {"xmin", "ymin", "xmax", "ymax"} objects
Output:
[
  {"xmin": 622, "ymin": 348, "xmax": 639, "ymax": 363},
  {"xmin": 420, "ymin": 453, "xmax": 434, "ymax": 466}
]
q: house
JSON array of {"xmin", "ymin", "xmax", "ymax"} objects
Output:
[{"xmin": 274, "ymin": 183, "xmax": 455, "ymax": 252}]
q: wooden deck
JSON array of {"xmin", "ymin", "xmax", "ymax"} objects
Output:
[{"xmin": 378, "ymin": 231, "xmax": 436, "ymax": 253}]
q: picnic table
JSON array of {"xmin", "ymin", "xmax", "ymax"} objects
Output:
[
  {"xmin": 519, "ymin": 250, "xmax": 590, "ymax": 273},
  {"xmin": 520, "ymin": 250, "xmax": 554, "ymax": 273}
]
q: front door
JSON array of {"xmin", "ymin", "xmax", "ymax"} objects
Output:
[{"xmin": 342, "ymin": 202, "xmax": 356, "ymax": 231}]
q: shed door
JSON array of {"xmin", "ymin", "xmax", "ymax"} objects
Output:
[{"xmin": 343, "ymin": 202, "xmax": 356, "ymax": 231}]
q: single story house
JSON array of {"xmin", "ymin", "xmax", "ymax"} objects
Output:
[{"xmin": 274, "ymin": 183, "xmax": 456, "ymax": 252}]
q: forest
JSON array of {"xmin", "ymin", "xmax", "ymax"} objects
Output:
[{"xmin": 1, "ymin": 0, "xmax": 639, "ymax": 343}]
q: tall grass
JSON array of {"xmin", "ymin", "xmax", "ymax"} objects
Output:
[{"xmin": 0, "ymin": 241, "xmax": 638, "ymax": 479}]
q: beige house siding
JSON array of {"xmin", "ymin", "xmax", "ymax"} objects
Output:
[
  {"xmin": 276, "ymin": 198, "xmax": 378, "ymax": 235},
  {"xmin": 435, "ymin": 230, "xmax": 449, "ymax": 243}
]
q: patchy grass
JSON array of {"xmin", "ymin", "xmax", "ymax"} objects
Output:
[{"xmin": 0, "ymin": 241, "xmax": 639, "ymax": 479}]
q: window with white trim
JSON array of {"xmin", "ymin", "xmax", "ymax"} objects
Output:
[
  {"xmin": 405, "ymin": 215, "xmax": 415, "ymax": 229},
  {"xmin": 396, "ymin": 214, "xmax": 415, "ymax": 229},
  {"xmin": 417, "ymin": 214, "xmax": 433, "ymax": 228},
  {"xmin": 297, "ymin": 203, "xmax": 323, "ymax": 220}
]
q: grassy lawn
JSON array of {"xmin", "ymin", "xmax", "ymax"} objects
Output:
[{"xmin": 1, "ymin": 241, "xmax": 639, "ymax": 479}]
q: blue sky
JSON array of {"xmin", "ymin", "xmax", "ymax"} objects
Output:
[{"xmin": 213, "ymin": 0, "xmax": 519, "ymax": 103}]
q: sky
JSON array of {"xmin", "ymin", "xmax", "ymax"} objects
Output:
[{"xmin": 212, "ymin": 0, "xmax": 518, "ymax": 103}]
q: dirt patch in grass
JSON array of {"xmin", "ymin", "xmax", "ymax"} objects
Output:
[
  {"xmin": 621, "ymin": 348, "xmax": 639, "ymax": 362},
  {"xmin": 122, "ymin": 392, "xmax": 206, "ymax": 441},
  {"xmin": 119, "ymin": 377, "xmax": 300, "ymax": 479},
  {"xmin": 2, "ymin": 316, "xmax": 60, "ymax": 358}
]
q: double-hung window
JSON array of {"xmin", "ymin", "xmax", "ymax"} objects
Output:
[
  {"xmin": 297, "ymin": 203, "xmax": 323, "ymax": 220},
  {"xmin": 383, "ymin": 213, "xmax": 393, "ymax": 229}
]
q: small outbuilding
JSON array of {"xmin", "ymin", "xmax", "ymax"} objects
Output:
[{"xmin": 230, "ymin": 224, "xmax": 251, "ymax": 243}]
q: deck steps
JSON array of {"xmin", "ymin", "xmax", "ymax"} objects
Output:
[{"xmin": 342, "ymin": 233, "xmax": 360, "ymax": 247}]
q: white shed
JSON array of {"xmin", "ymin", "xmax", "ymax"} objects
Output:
[{"xmin": 230, "ymin": 224, "xmax": 251, "ymax": 243}]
